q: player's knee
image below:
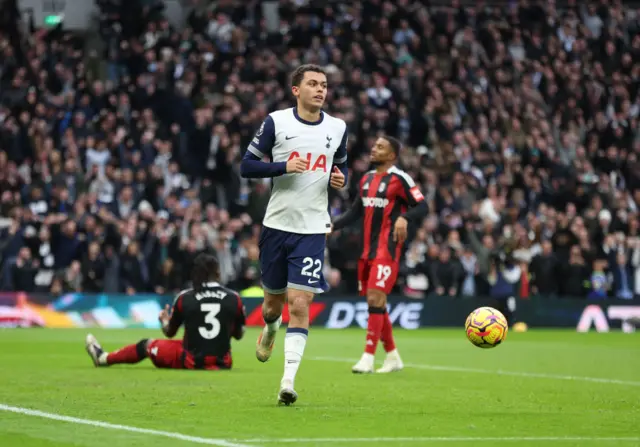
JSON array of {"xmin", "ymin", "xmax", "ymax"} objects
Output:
[
  {"xmin": 366, "ymin": 290, "xmax": 386, "ymax": 308},
  {"xmin": 288, "ymin": 292, "xmax": 311, "ymax": 319},
  {"xmin": 137, "ymin": 339, "xmax": 150, "ymax": 359},
  {"xmin": 264, "ymin": 290, "xmax": 286, "ymax": 304}
]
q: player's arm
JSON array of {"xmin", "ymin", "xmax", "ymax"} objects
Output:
[
  {"xmin": 159, "ymin": 292, "xmax": 185, "ymax": 338},
  {"xmin": 398, "ymin": 174, "xmax": 428, "ymax": 221},
  {"xmin": 231, "ymin": 293, "xmax": 246, "ymax": 341},
  {"xmin": 240, "ymin": 116, "xmax": 306, "ymax": 178},
  {"xmin": 330, "ymin": 127, "xmax": 349, "ymax": 188},
  {"xmin": 332, "ymin": 190, "xmax": 364, "ymax": 230},
  {"xmin": 394, "ymin": 173, "xmax": 428, "ymax": 243},
  {"xmin": 400, "ymin": 198, "xmax": 428, "ymax": 221},
  {"xmin": 240, "ymin": 116, "xmax": 287, "ymax": 178}
]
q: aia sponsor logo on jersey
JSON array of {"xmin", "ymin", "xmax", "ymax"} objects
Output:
[
  {"xmin": 287, "ymin": 152, "xmax": 328, "ymax": 172},
  {"xmin": 362, "ymin": 196, "xmax": 389, "ymax": 208}
]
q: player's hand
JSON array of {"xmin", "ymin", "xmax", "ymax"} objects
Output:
[
  {"xmin": 326, "ymin": 223, "xmax": 338, "ymax": 240},
  {"xmin": 330, "ymin": 166, "xmax": 345, "ymax": 189},
  {"xmin": 393, "ymin": 216, "xmax": 408, "ymax": 244},
  {"xmin": 286, "ymin": 156, "xmax": 307, "ymax": 173},
  {"xmin": 158, "ymin": 304, "xmax": 172, "ymax": 326}
]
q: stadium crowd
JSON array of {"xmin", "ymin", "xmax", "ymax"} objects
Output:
[{"xmin": 0, "ymin": 0, "xmax": 639, "ymax": 300}]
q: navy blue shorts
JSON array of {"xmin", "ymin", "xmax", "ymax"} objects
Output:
[{"xmin": 258, "ymin": 226, "xmax": 328, "ymax": 294}]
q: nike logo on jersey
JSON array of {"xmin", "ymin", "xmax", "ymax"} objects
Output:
[
  {"xmin": 285, "ymin": 135, "xmax": 298, "ymax": 140},
  {"xmin": 308, "ymin": 279, "xmax": 319, "ymax": 284}
]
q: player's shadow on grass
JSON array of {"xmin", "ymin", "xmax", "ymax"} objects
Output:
[{"xmin": 87, "ymin": 366, "xmax": 256, "ymax": 375}]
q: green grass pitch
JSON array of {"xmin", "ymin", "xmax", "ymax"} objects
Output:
[{"xmin": 0, "ymin": 328, "xmax": 639, "ymax": 447}]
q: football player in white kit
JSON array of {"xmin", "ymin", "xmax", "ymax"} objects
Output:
[{"xmin": 240, "ymin": 64, "xmax": 348, "ymax": 405}]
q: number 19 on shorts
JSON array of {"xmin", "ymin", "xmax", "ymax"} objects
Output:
[
  {"xmin": 358, "ymin": 259, "xmax": 398, "ymax": 296},
  {"xmin": 375, "ymin": 264, "xmax": 392, "ymax": 288}
]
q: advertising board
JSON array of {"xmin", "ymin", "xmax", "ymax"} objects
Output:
[{"xmin": 0, "ymin": 292, "xmax": 637, "ymax": 332}]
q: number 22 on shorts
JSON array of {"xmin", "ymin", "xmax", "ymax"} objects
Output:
[{"xmin": 301, "ymin": 256, "xmax": 322, "ymax": 284}]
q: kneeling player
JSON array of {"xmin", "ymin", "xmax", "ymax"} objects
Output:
[
  {"xmin": 333, "ymin": 136, "xmax": 427, "ymax": 373},
  {"xmin": 85, "ymin": 253, "xmax": 246, "ymax": 370}
]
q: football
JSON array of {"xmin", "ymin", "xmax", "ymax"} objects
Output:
[{"xmin": 465, "ymin": 306, "xmax": 509, "ymax": 348}]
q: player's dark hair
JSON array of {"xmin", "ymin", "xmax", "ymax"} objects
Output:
[
  {"xmin": 191, "ymin": 253, "xmax": 220, "ymax": 290},
  {"xmin": 382, "ymin": 135, "xmax": 402, "ymax": 157},
  {"xmin": 291, "ymin": 64, "xmax": 326, "ymax": 87}
]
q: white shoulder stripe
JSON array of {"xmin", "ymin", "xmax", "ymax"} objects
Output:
[
  {"xmin": 334, "ymin": 155, "xmax": 347, "ymax": 164},
  {"xmin": 389, "ymin": 166, "xmax": 415, "ymax": 187},
  {"xmin": 247, "ymin": 145, "xmax": 265, "ymax": 158}
]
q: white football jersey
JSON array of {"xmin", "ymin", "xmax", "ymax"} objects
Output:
[{"xmin": 247, "ymin": 107, "xmax": 348, "ymax": 234}]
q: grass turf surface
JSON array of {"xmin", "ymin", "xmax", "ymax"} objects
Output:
[{"xmin": 0, "ymin": 328, "xmax": 639, "ymax": 447}]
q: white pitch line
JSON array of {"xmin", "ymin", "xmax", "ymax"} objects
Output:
[
  {"xmin": 237, "ymin": 437, "xmax": 640, "ymax": 444},
  {"xmin": 0, "ymin": 404, "xmax": 252, "ymax": 447},
  {"xmin": 310, "ymin": 356, "xmax": 640, "ymax": 387},
  {"xmin": 2, "ymin": 406, "xmax": 638, "ymax": 447}
]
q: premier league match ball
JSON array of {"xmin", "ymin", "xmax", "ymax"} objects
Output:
[{"xmin": 465, "ymin": 307, "xmax": 508, "ymax": 349}]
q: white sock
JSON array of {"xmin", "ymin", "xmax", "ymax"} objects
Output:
[
  {"xmin": 98, "ymin": 352, "xmax": 109, "ymax": 366},
  {"xmin": 282, "ymin": 328, "xmax": 308, "ymax": 386}
]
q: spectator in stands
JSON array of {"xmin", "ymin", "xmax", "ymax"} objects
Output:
[
  {"xmin": 0, "ymin": 0, "xmax": 638, "ymax": 303},
  {"xmin": 530, "ymin": 240, "xmax": 561, "ymax": 297},
  {"xmin": 11, "ymin": 246, "xmax": 38, "ymax": 292},
  {"xmin": 81, "ymin": 241, "xmax": 106, "ymax": 293},
  {"xmin": 429, "ymin": 246, "xmax": 462, "ymax": 297}
]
